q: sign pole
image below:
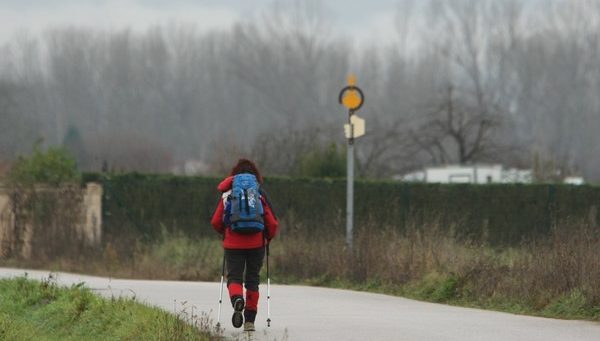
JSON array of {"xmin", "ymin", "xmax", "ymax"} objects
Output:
[
  {"xmin": 346, "ymin": 110, "xmax": 355, "ymax": 249},
  {"xmin": 339, "ymin": 75, "xmax": 365, "ymax": 251}
]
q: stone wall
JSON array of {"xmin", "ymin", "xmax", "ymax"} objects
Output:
[
  {"xmin": 0, "ymin": 182, "xmax": 102, "ymax": 259},
  {"xmin": 81, "ymin": 183, "xmax": 102, "ymax": 247},
  {"xmin": 0, "ymin": 186, "xmax": 15, "ymax": 257}
]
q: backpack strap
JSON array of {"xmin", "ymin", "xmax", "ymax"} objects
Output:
[
  {"xmin": 244, "ymin": 189, "xmax": 250, "ymax": 215},
  {"xmin": 259, "ymin": 188, "xmax": 276, "ymax": 243},
  {"xmin": 259, "ymin": 188, "xmax": 277, "ymax": 219}
]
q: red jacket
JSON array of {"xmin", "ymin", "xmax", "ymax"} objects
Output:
[{"xmin": 210, "ymin": 176, "xmax": 279, "ymax": 249}]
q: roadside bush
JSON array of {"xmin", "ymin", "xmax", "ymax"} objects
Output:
[
  {"xmin": 299, "ymin": 143, "xmax": 346, "ymax": 178},
  {"xmin": 8, "ymin": 144, "xmax": 80, "ymax": 186}
]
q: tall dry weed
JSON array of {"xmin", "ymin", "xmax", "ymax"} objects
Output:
[
  {"xmin": 508, "ymin": 220, "xmax": 600, "ymax": 307},
  {"xmin": 272, "ymin": 218, "xmax": 599, "ymax": 312}
]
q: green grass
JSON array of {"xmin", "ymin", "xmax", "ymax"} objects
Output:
[{"xmin": 0, "ymin": 276, "xmax": 217, "ymax": 341}]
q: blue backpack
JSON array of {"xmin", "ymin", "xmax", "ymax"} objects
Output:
[{"xmin": 224, "ymin": 173, "xmax": 265, "ymax": 233}]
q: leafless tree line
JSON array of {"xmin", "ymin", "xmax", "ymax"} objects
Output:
[{"xmin": 1, "ymin": 0, "xmax": 599, "ymax": 180}]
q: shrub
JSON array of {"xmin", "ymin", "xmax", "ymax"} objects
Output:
[
  {"xmin": 8, "ymin": 144, "xmax": 80, "ymax": 186},
  {"xmin": 299, "ymin": 143, "xmax": 346, "ymax": 178}
]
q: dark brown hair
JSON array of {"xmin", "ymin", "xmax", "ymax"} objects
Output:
[{"xmin": 230, "ymin": 158, "xmax": 263, "ymax": 184}]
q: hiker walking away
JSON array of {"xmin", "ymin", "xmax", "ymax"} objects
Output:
[{"xmin": 211, "ymin": 159, "xmax": 279, "ymax": 332}]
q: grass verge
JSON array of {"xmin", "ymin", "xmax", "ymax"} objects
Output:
[
  {"xmin": 0, "ymin": 276, "xmax": 217, "ymax": 341},
  {"xmin": 2, "ymin": 221, "xmax": 599, "ymax": 322}
]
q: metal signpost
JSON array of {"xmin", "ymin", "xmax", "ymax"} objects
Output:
[{"xmin": 338, "ymin": 75, "xmax": 365, "ymax": 250}]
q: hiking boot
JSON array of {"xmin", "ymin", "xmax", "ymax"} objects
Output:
[
  {"xmin": 243, "ymin": 322, "xmax": 256, "ymax": 332},
  {"xmin": 231, "ymin": 296, "xmax": 245, "ymax": 328}
]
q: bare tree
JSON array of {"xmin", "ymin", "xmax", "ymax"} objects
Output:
[
  {"xmin": 226, "ymin": 0, "xmax": 349, "ymax": 129},
  {"xmin": 0, "ymin": 80, "xmax": 39, "ymax": 159},
  {"xmin": 355, "ymin": 118, "xmax": 418, "ymax": 177},
  {"xmin": 1, "ymin": 0, "xmax": 600, "ymax": 181},
  {"xmin": 247, "ymin": 122, "xmax": 338, "ymax": 176},
  {"xmin": 410, "ymin": 85, "xmax": 505, "ymax": 165},
  {"xmin": 82, "ymin": 132, "xmax": 173, "ymax": 173},
  {"xmin": 393, "ymin": 0, "xmax": 526, "ymax": 168}
]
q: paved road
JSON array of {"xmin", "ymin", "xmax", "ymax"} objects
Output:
[{"xmin": 1, "ymin": 268, "xmax": 599, "ymax": 341}]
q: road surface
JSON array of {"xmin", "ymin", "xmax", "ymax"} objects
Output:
[{"xmin": 0, "ymin": 268, "xmax": 598, "ymax": 341}]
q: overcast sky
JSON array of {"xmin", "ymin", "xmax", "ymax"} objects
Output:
[{"xmin": 0, "ymin": 0, "xmax": 408, "ymax": 45}]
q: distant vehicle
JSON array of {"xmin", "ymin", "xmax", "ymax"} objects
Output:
[
  {"xmin": 170, "ymin": 159, "xmax": 210, "ymax": 176},
  {"xmin": 563, "ymin": 177, "xmax": 585, "ymax": 185},
  {"xmin": 395, "ymin": 164, "xmax": 532, "ymax": 184}
]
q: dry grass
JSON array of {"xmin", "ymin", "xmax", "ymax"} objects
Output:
[
  {"xmin": 2, "ymin": 220, "xmax": 599, "ymax": 320},
  {"xmin": 271, "ymin": 220, "xmax": 600, "ymax": 319}
]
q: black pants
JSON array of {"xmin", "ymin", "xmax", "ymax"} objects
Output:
[{"xmin": 225, "ymin": 247, "xmax": 265, "ymax": 291}]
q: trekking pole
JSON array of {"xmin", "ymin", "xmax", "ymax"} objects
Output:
[
  {"xmin": 266, "ymin": 242, "xmax": 271, "ymax": 327},
  {"xmin": 216, "ymin": 251, "xmax": 226, "ymax": 328}
]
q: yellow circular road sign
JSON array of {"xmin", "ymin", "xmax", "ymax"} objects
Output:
[{"xmin": 339, "ymin": 74, "xmax": 365, "ymax": 111}]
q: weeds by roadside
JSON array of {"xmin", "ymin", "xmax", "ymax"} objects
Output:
[
  {"xmin": 272, "ymin": 220, "xmax": 600, "ymax": 320},
  {"xmin": 2, "ymin": 220, "xmax": 598, "ymax": 321}
]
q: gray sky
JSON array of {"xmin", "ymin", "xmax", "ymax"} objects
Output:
[{"xmin": 0, "ymin": 0, "xmax": 405, "ymax": 45}]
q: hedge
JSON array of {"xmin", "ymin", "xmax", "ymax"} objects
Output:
[{"xmin": 82, "ymin": 173, "xmax": 600, "ymax": 245}]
